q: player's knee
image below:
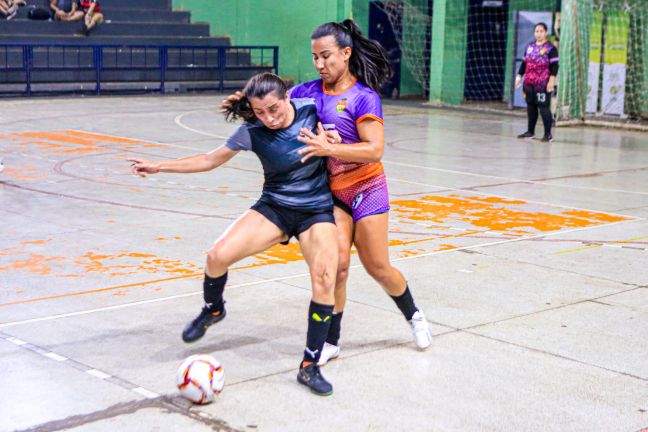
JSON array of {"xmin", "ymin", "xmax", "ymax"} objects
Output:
[
  {"xmin": 336, "ymin": 253, "xmax": 350, "ymax": 279},
  {"xmin": 206, "ymin": 243, "xmax": 230, "ymax": 268},
  {"xmin": 311, "ymin": 263, "xmax": 336, "ymax": 292},
  {"xmin": 367, "ymin": 263, "xmax": 392, "ymax": 285}
]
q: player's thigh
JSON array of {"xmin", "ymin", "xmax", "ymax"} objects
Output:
[
  {"xmin": 69, "ymin": 10, "xmax": 84, "ymax": 20},
  {"xmin": 298, "ymin": 221, "xmax": 338, "ymax": 277},
  {"xmin": 93, "ymin": 12, "xmax": 104, "ymax": 24},
  {"xmin": 210, "ymin": 209, "xmax": 286, "ymax": 264},
  {"xmin": 353, "ymin": 212, "xmax": 391, "ymax": 270},
  {"xmin": 333, "ymin": 205, "xmax": 354, "ymax": 269}
]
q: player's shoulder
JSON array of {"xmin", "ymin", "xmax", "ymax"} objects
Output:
[
  {"xmin": 290, "ymin": 79, "xmax": 322, "ymax": 96},
  {"xmin": 353, "ymin": 81, "xmax": 381, "ymax": 101}
]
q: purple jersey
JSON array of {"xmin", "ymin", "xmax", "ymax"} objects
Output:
[
  {"xmin": 290, "ymin": 78, "xmax": 390, "ymax": 222},
  {"xmin": 522, "ymin": 41, "xmax": 558, "ymax": 91},
  {"xmin": 290, "ymin": 79, "xmax": 385, "ymax": 191}
]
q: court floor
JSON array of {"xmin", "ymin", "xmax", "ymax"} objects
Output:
[{"xmin": 1, "ymin": 95, "xmax": 647, "ymax": 432}]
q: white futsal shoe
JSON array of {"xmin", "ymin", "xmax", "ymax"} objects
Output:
[
  {"xmin": 317, "ymin": 342, "xmax": 340, "ymax": 366},
  {"xmin": 409, "ymin": 309, "xmax": 433, "ymax": 349}
]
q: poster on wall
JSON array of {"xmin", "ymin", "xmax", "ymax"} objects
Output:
[
  {"xmin": 586, "ymin": 11, "xmax": 603, "ymax": 113},
  {"xmin": 513, "ymin": 11, "xmax": 553, "ymax": 108},
  {"xmin": 601, "ymin": 12, "xmax": 629, "ymax": 116}
]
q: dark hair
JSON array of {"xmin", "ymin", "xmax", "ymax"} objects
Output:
[
  {"xmin": 535, "ymin": 22, "xmax": 548, "ymax": 32},
  {"xmin": 224, "ymin": 72, "xmax": 288, "ymax": 123},
  {"xmin": 311, "ymin": 19, "xmax": 392, "ymax": 92}
]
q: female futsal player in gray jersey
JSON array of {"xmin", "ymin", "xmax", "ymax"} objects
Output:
[{"xmin": 129, "ymin": 73, "xmax": 337, "ymax": 396}]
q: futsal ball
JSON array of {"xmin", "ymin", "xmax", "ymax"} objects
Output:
[{"xmin": 176, "ymin": 354, "xmax": 225, "ymax": 404}]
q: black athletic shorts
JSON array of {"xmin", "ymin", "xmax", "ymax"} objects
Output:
[
  {"xmin": 251, "ymin": 200, "xmax": 335, "ymax": 245},
  {"xmin": 523, "ymin": 85, "xmax": 551, "ymax": 107}
]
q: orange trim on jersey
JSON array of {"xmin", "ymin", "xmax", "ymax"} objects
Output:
[
  {"xmin": 322, "ymin": 78, "xmax": 357, "ymax": 96},
  {"xmin": 330, "ymin": 162, "xmax": 385, "ymax": 191},
  {"xmin": 355, "ymin": 114, "xmax": 384, "ymax": 125}
]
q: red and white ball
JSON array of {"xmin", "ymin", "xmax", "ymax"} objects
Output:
[{"xmin": 176, "ymin": 354, "xmax": 225, "ymax": 404}]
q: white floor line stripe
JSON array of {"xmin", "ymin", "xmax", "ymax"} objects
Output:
[
  {"xmin": 6, "ymin": 336, "xmax": 27, "ymax": 345},
  {"xmin": 73, "ymin": 127, "xmax": 644, "ymax": 215},
  {"xmin": 383, "ymin": 159, "xmax": 648, "ymax": 196},
  {"xmin": 2, "ymin": 218, "xmax": 640, "ymax": 330},
  {"xmin": 132, "ymin": 387, "xmax": 160, "ymax": 399},
  {"xmin": 86, "ymin": 369, "xmax": 111, "ymax": 380},
  {"xmin": 173, "ymin": 111, "xmax": 229, "ymax": 140},
  {"xmin": 0, "ymin": 272, "xmax": 310, "ymax": 329},
  {"xmin": 109, "ymin": 118, "xmax": 647, "ymax": 197},
  {"xmin": 44, "ymin": 352, "xmax": 68, "ymax": 362}
]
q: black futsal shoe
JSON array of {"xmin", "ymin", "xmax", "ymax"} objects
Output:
[
  {"xmin": 540, "ymin": 134, "xmax": 553, "ymax": 143},
  {"xmin": 182, "ymin": 306, "xmax": 226, "ymax": 343},
  {"xmin": 297, "ymin": 363, "xmax": 333, "ymax": 396},
  {"xmin": 517, "ymin": 131, "xmax": 534, "ymax": 139}
]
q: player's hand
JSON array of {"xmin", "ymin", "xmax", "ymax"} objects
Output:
[
  {"xmin": 515, "ymin": 75, "xmax": 522, "ymax": 89},
  {"xmin": 546, "ymin": 82, "xmax": 555, "ymax": 93},
  {"xmin": 219, "ymin": 91, "xmax": 243, "ymax": 111},
  {"xmin": 297, "ymin": 122, "xmax": 335, "ymax": 163},
  {"xmin": 325, "ymin": 129, "xmax": 342, "ymax": 144},
  {"xmin": 128, "ymin": 158, "xmax": 160, "ymax": 177},
  {"xmin": 84, "ymin": 13, "xmax": 91, "ymax": 25}
]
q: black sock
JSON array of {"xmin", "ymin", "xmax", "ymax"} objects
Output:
[
  {"xmin": 325, "ymin": 311, "xmax": 343, "ymax": 346},
  {"xmin": 203, "ymin": 272, "xmax": 227, "ymax": 312},
  {"xmin": 390, "ymin": 285, "xmax": 418, "ymax": 321},
  {"xmin": 302, "ymin": 301, "xmax": 334, "ymax": 366}
]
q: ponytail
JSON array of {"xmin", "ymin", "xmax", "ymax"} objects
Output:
[
  {"xmin": 311, "ymin": 19, "xmax": 392, "ymax": 92},
  {"xmin": 223, "ymin": 72, "xmax": 288, "ymax": 123}
]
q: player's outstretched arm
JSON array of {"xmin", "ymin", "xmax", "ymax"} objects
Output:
[{"xmin": 128, "ymin": 145, "xmax": 238, "ymax": 177}]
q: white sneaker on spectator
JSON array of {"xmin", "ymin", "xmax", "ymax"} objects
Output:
[
  {"xmin": 317, "ymin": 342, "xmax": 340, "ymax": 366},
  {"xmin": 409, "ymin": 309, "xmax": 432, "ymax": 349}
]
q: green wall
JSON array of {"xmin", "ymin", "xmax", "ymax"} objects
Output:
[
  {"xmin": 429, "ymin": 0, "xmax": 467, "ymax": 105},
  {"xmin": 172, "ymin": 0, "xmax": 369, "ymax": 84}
]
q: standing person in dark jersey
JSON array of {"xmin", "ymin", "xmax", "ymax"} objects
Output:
[
  {"xmin": 288, "ymin": 20, "xmax": 433, "ymax": 364},
  {"xmin": 516, "ymin": 22, "xmax": 559, "ymax": 142},
  {"xmin": 129, "ymin": 73, "xmax": 338, "ymax": 396}
]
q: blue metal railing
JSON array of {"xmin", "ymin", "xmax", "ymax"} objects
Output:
[{"xmin": 0, "ymin": 44, "xmax": 279, "ymax": 95}]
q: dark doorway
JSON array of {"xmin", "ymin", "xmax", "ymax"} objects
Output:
[
  {"xmin": 464, "ymin": 0, "xmax": 509, "ymax": 100},
  {"xmin": 368, "ymin": 1, "xmax": 402, "ymax": 98}
]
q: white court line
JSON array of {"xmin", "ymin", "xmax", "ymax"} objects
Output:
[
  {"xmin": 87, "ymin": 369, "xmax": 111, "ymax": 380},
  {"xmin": 132, "ymin": 387, "xmax": 160, "ymax": 399},
  {"xmin": 173, "ymin": 111, "xmax": 229, "ymax": 140},
  {"xmin": 0, "ymin": 218, "xmax": 640, "ymax": 330},
  {"xmin": 6, "ymin": 336, "xmax": 27, "ymax": 345},
  {"xmin": 73, "ymin": 126, "xmax": 648, "ymax": 204},
  {"xmin": 383, "ymin": 159, "xmax": 648, "ymax": 196},
  {"xmin": 142, "ymin": 114, "xmax": 648, "ymax": 197},
  {"xmin": 44, "ymin": 352, "xmax": 68, "ymax": 362}
]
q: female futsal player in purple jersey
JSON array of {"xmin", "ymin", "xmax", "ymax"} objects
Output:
[
  {"xmin": 289, "ymin": 20, "xmax": 433, "ymax": 363},
  {"xmin": 221, "ymin": 20, "xmax": 432, "ymax": 365}
]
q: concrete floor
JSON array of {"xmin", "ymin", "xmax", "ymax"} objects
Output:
[{"xmin": 0, "ymin": 95, "xmax": 647, "ymax": 432}]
